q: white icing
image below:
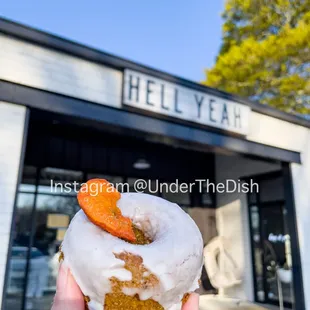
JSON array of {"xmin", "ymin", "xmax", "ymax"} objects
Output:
[{"xmin": 62, "ymin": 193, "xmax": 203, "ymax": 310}]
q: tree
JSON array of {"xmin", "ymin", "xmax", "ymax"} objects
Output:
[{"xmin": 203, "ymin": 0, "xmax": 310, "ymax": 115}]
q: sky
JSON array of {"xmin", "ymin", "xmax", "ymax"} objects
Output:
[{"xmin": 0, "ymin": 1, "xmax": 224, "ymax": 82}]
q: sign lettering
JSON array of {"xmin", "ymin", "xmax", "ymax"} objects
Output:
[{"xmin": 123, "ymin": 69, "xmax": 251, "ymax": 135}]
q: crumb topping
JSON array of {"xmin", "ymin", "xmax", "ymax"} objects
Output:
[
  {"xmin": 104, "ymin": 252, "xmax": 162, "ymax": 310},
  {"xmin": 131, "ymin": 225, "xmax": 152, "ymax": 245},
  {"xmin": 182, "ymin": 293, "xmax": 191, "ymax": 305},
  {"xmin": 58, "ymin": 251, "xmax": 64, "ymax": 263}
]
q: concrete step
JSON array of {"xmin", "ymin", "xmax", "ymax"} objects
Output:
[{"xmin": 199, "ymin": 295, "xmax": 287, "ymax": 310}]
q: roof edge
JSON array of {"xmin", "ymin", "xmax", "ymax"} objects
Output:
[{"xmin": 0, "ymin": 16, "xmax": 309, "ymax": 129}]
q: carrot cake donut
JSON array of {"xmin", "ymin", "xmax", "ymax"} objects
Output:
[{"xmin": 61, "ymin": 179, "xmax": 203, "ymax": 310}]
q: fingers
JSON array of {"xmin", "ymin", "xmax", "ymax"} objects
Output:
[
  {"xmin": 51, "ymin": 263, "xmax": 199, "ymax": 310},
  {"xmin": 51, "ymin": 263, "xmax": 85, "ymax": 310},
  {"xmin": 182, "ymin": 293, "xmax": 199, "ymax": 310}
]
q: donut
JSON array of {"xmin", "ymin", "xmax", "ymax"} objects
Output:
[{"xmin": 61, "ymin": 179, "xmax": 203, "ymax": 310}]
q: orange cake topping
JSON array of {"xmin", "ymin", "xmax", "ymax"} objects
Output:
[{"xmin": 78, "ymin": 179, "xmax": 136, "ymax": 243}]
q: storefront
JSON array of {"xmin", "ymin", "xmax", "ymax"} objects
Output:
[{"xmin": 0, "ymin": 18, "xmax": 309, "ymax": 310}]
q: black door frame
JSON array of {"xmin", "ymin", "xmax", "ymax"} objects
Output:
[
  {"xmin": 282, "ymin": 163, "xmax": 305, "ymax": 310},
  {"xmin": 244, "ymin": 168, "xmax": 305, "ymax": 310},
  {"xmin": 259, "ymin": 200, "xmax": 291, "ymax": 307}
]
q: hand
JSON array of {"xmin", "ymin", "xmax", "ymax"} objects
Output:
[
  {"xmin": 52, "ymin": 263, "xmax": 199, "ymax": 310},
  {"xmin": 51, "ymin": 263, "xmax": 84, "ymax": 310},
  {"xmin": 182, "ymin": 293, "xmax": 199, "ymax": 310}
]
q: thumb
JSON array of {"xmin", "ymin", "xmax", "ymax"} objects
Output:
[
  {"xmin": 182, "ymin": 293, "xmax": 199, "ymax": 310},
  {"xmin": 52, "ymin": 263, "xmax": 85, "ymax": 310}
]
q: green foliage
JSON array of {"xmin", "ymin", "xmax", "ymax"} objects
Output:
[{"xmin": 204, "ymin": 0, "xmax": 310, "ymax": 114}]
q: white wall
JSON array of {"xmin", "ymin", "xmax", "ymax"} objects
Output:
[
  {"xmin": 247, "ymin": 112, "xmax": 308, "ymax": 153},
  {"xmin": 0, "ymin": 102, "xmax": 27, "ymax": 306},
  {"xmin": 0, "ymin": 34, "xmax": 122, "ymax": 109},
  {"xmin": 215, "ymin": 154, "xmax": 281, "ymax": 301}
]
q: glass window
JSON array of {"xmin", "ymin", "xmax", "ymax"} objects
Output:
[
  {"xmin": 36, "ymin": 194, "xmax": 79, "ymax": 214},
  {"xmin": 249, "ymin": 205, "xmax": 265, "ymax": 302},
  {"xmin": 5, "ymin": 193, "xmax": 35, "ymax": 310},
  {"xmin": 249, "ymin": 201, "xmax": 294, "ymax": 306},
  {"xmin": 24, "ymin": 194, "xmax": 79, "ymax": 310},
  {"xmin": 39, "ymin": 168, "xmax": 83, "ymax": 196},
  {"xmin": 19, "ymin": 184, "xmax": 36, "ymax": 193}
]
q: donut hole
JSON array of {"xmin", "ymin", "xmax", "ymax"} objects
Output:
[{"xmin": 131, "ymin": 225, "xmax": 152, "ymax": 245}]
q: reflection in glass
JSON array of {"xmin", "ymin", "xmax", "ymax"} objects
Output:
[
  {"xmin": 40, "ymin": 168, "xmax": 84, "ymax": 196},
  {"xmin": 249, "ymin": 200, "xmax": 294, "ymax": 308},
  {"xmin": 249, "ymin": 205, "xmax": 265, "ymax": 302},
  {"xmin": 5, "ymin": 193, "xmax": 35, "ymax": 310},
  {"xmin": 24, "ymin": 194, "xmax": 79, "ymax": 310},
  {"xmin": 19, "ymin": 184, "xmax": 36, "ymax": 193},
  {"xmin": 261, "ymin": 205, "xmax": 293, "ymax": 306}
]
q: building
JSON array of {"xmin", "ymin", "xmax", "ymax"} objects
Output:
[{"xmin": 0, "ymin": 17, "xmax": 309, "ymax": 310}]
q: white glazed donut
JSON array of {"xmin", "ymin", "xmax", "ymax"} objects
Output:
[{"xmin": 62, "ymin": 192, "xmax": 203, "ymax": 310}]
